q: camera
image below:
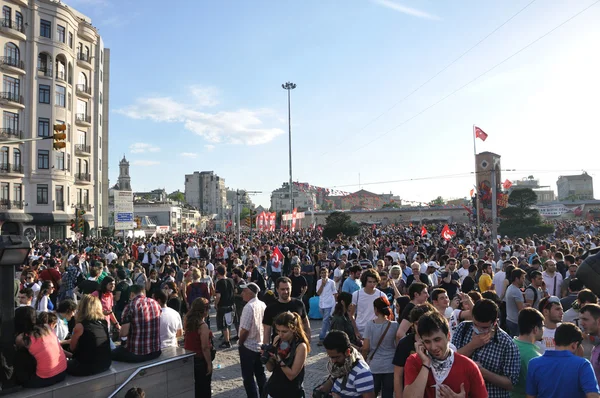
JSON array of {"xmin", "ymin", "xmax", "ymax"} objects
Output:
[{"xmin": 260, "ymin": 344, "xmax": 277, "ymax": 364}]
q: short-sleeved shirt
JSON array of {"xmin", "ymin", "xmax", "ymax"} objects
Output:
[
  {"xmin": 290, "ymin": 274, "xmax": 307, "ymax": 298},
  {"xmin": 331, "ymin": 359, "xmax": 374, "ymax": 397},
  {"xmin": 527, "ymin": 350, "xmax": 600, "ymax": 398},
  {"xmin": 512, "ymin": 338, "xmax": 541, "ymax": 398},
  {"xmin": 121, "ymin": 295, "xmax": 162, "ymax": 355},
  {"xmin": 524, "ymin": 285, "xmax": 542, "ymax": 310},
  {"xmin": 316, "ymin": 278, "xmax": 337, "ymax": 309},
  {"xmin": 404, "ymin": 351, "xmax": 487, "ymax": 398},
  {"xmin": 215, "ymin": 277, "xmax": 234, "ymax": 308},
  {"xmin": 351, "ymin": 289, "xmax": 386, "ymax": 335},
  {"xmin": 363, "ymin": 320, "xmax": 399, "ymax": 374},
  {"xmin": 262, "ymin": 299, "xmax": 307, "ymax": 341},
  {"xmin": 392, "ymin": 333, "xmax": 416, "ymax": 367},
  {"xmin": 440, "ymin": 271, "xmax": 460, "ymax": 299},
  {"xmin": 504, "ymin": 284, "xmax": 524, "ymax": 324},
  {"xmin": 479, "ymin": 273, "xmax": 493, "ymax": 292},
  {"xmin": 239, "ymin": 297, "xmax": 267, "ymax": 352},
  {"xmin": 342, "ymin": 278, "xmax": 361, "ymax": 294}
]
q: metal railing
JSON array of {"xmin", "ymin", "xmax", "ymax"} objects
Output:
[
  {"xmin": 12, "ymin": 200, "xmax": 23, "ymax": 209},
  {"xmin": 0, "ymin": 128, "xmax": 21, "ymax": 139},
  {"xmin": 77, "ymin": 52, "xmax": 90, "ymax": 63},
  {"xmin": 76, "ymin": 84, "xmax": 91, "ymax": 95},
  {"xmin": 1, "ymin": 19, "xmax": 25, "ymax": 33},
  {"xmin": 75, "ymin": 173, "xmax": 91, "ymax": 182},
  {"xmin": 75, "ymin": 144, "xmax": 91, "ymax": 154},
  {"xmin": 56, "ymin": 202, "xmax": 65, "ymax": 211},
  {"xmin": 0, "ymin": 56, "xmax": 24, "ymax": 70},
  {"xmin": 76, "ymin": 203, "xmax": 92, "ymax": 211},
  {"xmin": 76, "ymin": 113, "xmax": 91, "ymax": 123},
  {"xmin": 37, "ymin": 66, "xmax": 53, "ymax": 77},
  {"xmin": 56, "ymin": 70, "xmax": 67, "ymax": 81},
  {"xmin": 0, "ymin": 163, "xmax": 23, "ymax": 173},
  {"xmin": 0, "ymin": 92, "xmax": 23, "ymax": 104},
  {"xmin": 0, "ymin": 199, "xmax": 23, "ymax": 210}
]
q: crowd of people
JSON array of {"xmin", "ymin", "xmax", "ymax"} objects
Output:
[{"xmin": 5, "ymin": 220, "xmax": 600, "ymax": 398}]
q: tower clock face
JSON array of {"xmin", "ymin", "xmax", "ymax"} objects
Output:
[{"xmin": 480, "ymin": 160, "xmax": 489, "ymax": 169}]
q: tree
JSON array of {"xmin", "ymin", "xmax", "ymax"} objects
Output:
[
  {"xmin": 382, "ymin": 202, "xmax": 400, "ymax": 209},
  {"xmin": 498, "ymin": 188, "xmax": 554, "ymax": 237},
  {"xmin": 168, "ymin": 190, "xmax": 185, "ymax": 203},
  {"xmin": 239, "ymin": 207, "xmax": 251, "ymax": 220},
  {"xmin": 322, "ymin": 212, "xmax": 360, "ymax": 239},
  {"xmin": 429, "ymin": 196, "xmax": 445, "ymax": 206}
]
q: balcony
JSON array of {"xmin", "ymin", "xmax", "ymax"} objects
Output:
[
  {"xmin": 8, "ymin": 0, "xmax": 28, "ymax": 7},
  {"xmin": 0, "ymin": 162, "xmax": 24, "ymax": 177},
  {"xmin": 0, "ymin": 20, "xmax": 26, "ymax": 41},
  {"xmin": 0, "ymin": 128, "xmax": 21, "ymax": 140},
  {"xmin": 37, "ymin": 67, "xmax": 53, "ymax": 79},
  {"xmin": 0, "ymin": 56, "xmax": 25, "ymax": 75},
  {"xmin": 77, "ymin": 203, "xmax": 92, "ymax": 212},
  {"xmin": 76, "ymin": 84, "xmax": 92, "ymax": 98},
  {"xmin": 76, "ymin": 52, "xmax": 92, "ymax": 70},
  {"xmin": 55, "ymin": 70, "xmax": 67, "ymax": 83},
  {"xmin": 56, "ymin": 202, "xmax": 65, "ymax": 211},
  {"xmin": 75, "ymin": 113, "xmax": 92, "ymax": 126},
  {"xmin": 75, "ymin": 144, "xmax": 91, "ymax": 156},
  {"xmin": 77, "ymin": 22, "xmax": 96, "ymax": 43},
  {"xmin": 0, "ymin": 92, "xmax": 25, "ymax": 109},
  {"xmin": 0, "ymin": 200, "xmax": 23, "ymax": 210},
  {"xmin": 75, "ymin": 173, "xmax": 91, "ymax": 184}
]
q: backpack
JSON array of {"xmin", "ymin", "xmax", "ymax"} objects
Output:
[
  {"xmin": 188, "ymin": 282, "xmax": 209, "ymax": 306},
  {"xmin": 525, "ymin": 285, "xmax": 538, "ymax": 309}
]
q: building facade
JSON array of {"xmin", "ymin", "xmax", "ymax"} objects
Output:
[
  {"xmin": 184, "ymin": 171, "xmax": 227, "ymax": 219},
  {"xmin": 270, "ymin": 182, "xmax": 316, "ymax": 212},
  {"xmin": 557, "ymin": 173, "xmax": 594, "ymax": 201},
  {"xmin": 0, "ymin": 0, "xmax": 108, "ymax": 239}
]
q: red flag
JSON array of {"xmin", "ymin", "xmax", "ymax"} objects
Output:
[
  {"xmin": 470, "ymin": 189, "xmax": 474, "ymax": 197},
  {"xmin": 421, "ymin": 226, "xmax": 427, "ymax": 237},
  {"xmin": 226, "ymin": 220, "xmax": 232, "ymax": 229},
  {"xmin": 474, "ymin": 126, "xmax": 488, "ymax": 141},
  {"xmin": 503, "ymin": 179, "xmax": 513, "ymax": 190},
  {"xmin": 272, "ymin": 246, "xmax": 284, "ymax": 270},
  {"xmin": 441, "ymin": 224, "xmax": 456, "ymax": 241}
]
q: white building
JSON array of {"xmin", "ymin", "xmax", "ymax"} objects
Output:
[
  {"xmin": 184, "ymin": 171, "xmax": 227, "ymax": 219},
  {"xmin": 270, "ymin": 182, "xmax": 316, "ymax": 212},
  {"xmin": 557, "ymin": 173, "xmax": 594, "ymax": 201},
  {"xmin": 0, "ymin": 0, "xmax": 109, "ymax": 239}
]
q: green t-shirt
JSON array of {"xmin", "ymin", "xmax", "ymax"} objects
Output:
[{"xmin": 512, "ymin": 338, "xmax": 542, "ymax": 398}]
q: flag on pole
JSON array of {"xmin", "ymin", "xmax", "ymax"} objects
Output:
[
  {"xmin": 421, "ymin": 226, "xmax": 427, "ymax": 237},
  {"xmin": 474, "ymin": 126, "xmax": 488, "ymax": 141},
  {"xmin": 503, "ymin": 179, "xmax": 513, "ymax": 190},
  {"xmin": 441, "ymin": 224, "xmax": 456, "ymax": 241},
  {"xmin": 272, "ymin": 246, "xmax": 284, "ymax": 270},
  {"xmin": 470, "ymin": 188, "xmax": 474, "ymax": 197}
]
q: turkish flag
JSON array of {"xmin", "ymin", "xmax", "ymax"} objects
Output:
[
  {"xmin": 272, "ymin": 246, "xmax": 284, "ymax": 270},
  {"xmin": 503, "ymin": 179, "xmax": 513, "ymax": 190},
  {"xmin": 475, "ymin": 126, "xmax": 488, "ymax": 141},
  {"xmin": 421, "ymin": 226, "xmax": 427, "ymax": 237},
  {"xmin": 441, "ymin": 224, "xmax": 456, "ymax": 241}
]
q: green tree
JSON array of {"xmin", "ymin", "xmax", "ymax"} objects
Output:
[
  {"xmin": 322, "ymin": 212, "xmax": 360, "ymax": 239},
  {"xmin": 498, "ymin": 188, "xmax": 554, "ymax": 237},
  {"xmin": 429, "ymin": 196, "xmax": 445, "ymax": 206},
  {"xmin": 382, "ymin": 202, "xmax": 400, "ymax": 209},
  {"xmin": 168, "ymin": 190, "xmax": 186, "ymax": 203},
  {"xmin": 239, "ymin": 207, "xmax": 251, "ymax": 220}
]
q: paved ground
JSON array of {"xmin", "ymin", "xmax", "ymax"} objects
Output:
[{"xmin": 208, "ymin": 308, "xmax": 328, "ymax": 398}]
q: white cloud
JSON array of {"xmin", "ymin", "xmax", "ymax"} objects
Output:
[
  {"xmin": 370, "ymin": 0, "xmax": 440, "ymax": 20},
  {"xmin": 116, "ymin": 86, "xmax": 284, "ymax": 146},
  {"xmin": 204, "ymin": 144, "xmax": 215, "ymax": 151},
  {"xmin": 181, "ymin": 152, "xmax": 198, "ymax": 158},
  {"xmin": 132, "ymin": 160, "xmax": 160, "ymax": 166},
  {"xmin": 130, "ymin": 143, "xmax": 160, "ymax": 153}
]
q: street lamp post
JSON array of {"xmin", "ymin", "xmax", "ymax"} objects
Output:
[{"xmin": 282, "ymin": 82, "xmax": 296, "ymax": 223}]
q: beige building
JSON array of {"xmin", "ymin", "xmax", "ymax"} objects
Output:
[
  {"xmin": 184, "ymin": 171, "xmax": 227, "ymax": 219},
  {"xmin": 557, "ymin": 173, "xmax": 594, "ymax": 201},
  {"xmin": 270, "ymin": 182, "xmax": 316, "ymax": 212},
  {"xmin": 0, "ymin": 0, "xmax": 109, "ymax": 238}
]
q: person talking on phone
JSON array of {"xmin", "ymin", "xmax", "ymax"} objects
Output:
[
  {"xmin": 452, "ymin": 299, "xmax": 520, "ymax": 398},
  {"xmin": 403, "ymin": 311, "xmax": 486, "ymax": 398}
]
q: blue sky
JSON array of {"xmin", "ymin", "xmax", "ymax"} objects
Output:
[{"xmin": 69, "ymin": 0, "xmax": 600, "ymax": 208}]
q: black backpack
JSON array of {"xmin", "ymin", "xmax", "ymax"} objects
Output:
[{"xmin": 525, "ymin": 285, "xmax": 538, "ymax": 309}]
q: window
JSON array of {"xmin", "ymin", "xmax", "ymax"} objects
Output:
[
  {"xmin": 3, "ymin": 111, "xmax": 18, "ymax": 132},
  {"xmin": 2, "ymin": 6, "xmax": 10, "ymax": 22},
  {"xmin": 76, "ymin": 158, "xmax": 81, "ymax": 174},
  {"xmin": 40, "ymin": 19, "xmax": 51, "ymax": 38},
  {"xmin": 100, "ymin": 92, "xmax": 102, "ymax": 104},
  {"xmin": 66, "ymin": 153, "xmax": 71, "ymax": 171},
  {"xmin": 77, "ymin": 99, "xmax": 87, "ymax": 116},
  {"xmin": 68, "ymin": 32, "xmax": 73, "ymax": 48},
  {"xmin": 0, "ymin": 146, "xmax": 7, "ymax": 165},
  {"xmin": 38, "ymin": 53, "xmax": 50, "ymax": 72},
  {"xmin": 4, "ymin": 43, "xmax": 19, "ymax": 63},
  {"xmin": 78, "ymin": 131, "xmax": 86, "ymax": 145},
  {"xmin": 78, "ymin": 72, "xmax": 87, "ymax": 88},
  {"xmin": 0, "ymin": 183, "xmax": 8, "ymax": 203},
  {"xmin": 55, "ymin": 58, "xmax": 66, "ymax": 80},
  {"xmin": 101, "ymin": 50, "xmax": 103, "ymax": 63},
  {"xmin": 38, "ymin": 118, "xmax": 50, "ymax": 137},
  {"xmin": 100, "ymin": 70, "xmax": 103, "ymax": 82},
  {"xmin": 76, "ymin": 188, "xmax": 82, "ymax": 204},
  {"xmin": 55, "ymin": 185, "xmax": 64, "ymax": 205},
  {"xmin": 57, "ymin": 25, "xmax": 65, "ymax": 43},
  {"xmin": 37, "ymin": 149, "xmax": 49, "ymax": 169},
  {"xmin": 13, "ymin": 183, "xmax": 21, "ymax": 202},
  {"xmin": 15, "ymin": 12, "xmax": 22, "ymax": 31},
  {"xmin": 83, "ymin": 189, "xmax": 89, "ymax": 205},
  {"xmin": 13, "ymin": 148, "xmax": 20, "ymax": 166},
  {"xmin": 3, "ymin": 76, "xmax": 19, "ymax": 96},
  {"xmin": 99, "ymin": 158, "xmax": 101, "ymax": 171},
  {"xmin": 55, "ymin": 85, "xmax": 65, "ymax": 107},
  {"xmin": 82, "ymin": 159, "xmax": 88, "ymax": 174},
  {"xmin": 56, "ymin": 151, "xmax": 64, "ymax": 170},
  {"xmin": 37, "ymin": 184, "xmax": 48, "ymax": 204},
  {"xmin": 39, "ymin": 84, "xmax": 50, "ymax": 104}
]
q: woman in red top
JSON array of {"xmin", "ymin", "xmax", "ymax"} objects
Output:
[
  {"xmin": 15, "ymin": 306, "xmax": 67, "ymax": 388},
  {"xmin": 184, "ymin": 297, "xmax": 213, "ymax": 398},
  {"xmin": 91, "ymin": 276, "xmax": 120, "ymax": 332}
]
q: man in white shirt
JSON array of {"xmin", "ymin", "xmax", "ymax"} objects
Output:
[
  {"xmin": 316, "ymin": 268, "xmax": 338, "ymax": 345},
  {"xmin": 457, "ymin": 259, "xmax": 471, "ymax": 283},
  {"xmin": 155, "ymin": 291, "xmax": 182, "ymax": 349},
  {"xmin": 493, "ymin": 262, "xmax": 507, "ymax": 299},
  {"xmin": 542, "ymin": 260, "xmax": 563, "ymax": 297},
  {"xmin": 537, "ymin": 295, "xmax": 563, "ymax": 353},
  {"xmin": 238, "ymin": 283, "xmax": 267, "ymax": 398},
  {"xmin": 333, "ymin": 260, "xmax": 345, "ymax": 291},
  {"xmin": 350, "ymin": 269, "xmax": 386, "ymax": 340}
]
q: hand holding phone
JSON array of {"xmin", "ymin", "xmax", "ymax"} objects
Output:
[{"xmin": 414, "ymin": 337, "xmax": 431, "ymax": 367}]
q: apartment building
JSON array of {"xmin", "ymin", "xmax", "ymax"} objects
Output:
[
  {"xmin": 184, "ymin": 171, "xmax": 227, "ymax": 219},
  {"xmin": 0, "ymin": 0, "xmax": 109, "ymax": 239}
]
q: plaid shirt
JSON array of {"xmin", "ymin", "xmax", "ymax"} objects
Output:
[
  {"xmin": 452, "ymin": 321, "xmax": 520, "ymax": 398},
  {"xmin": 60, "ymin": 265, "xmax": 79, "ymax": 292},
  {"xmin": 121, "ymin": 295, "xmax": 162, "ymax": 355}
]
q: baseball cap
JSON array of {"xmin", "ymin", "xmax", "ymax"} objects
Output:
[
  {"xmin": 427, "ymin": 261, "xmax": 440, "ymax": 269},
  {"xmin": 239, "ymin": 282, "xmax": 260, "ymax": 295}
]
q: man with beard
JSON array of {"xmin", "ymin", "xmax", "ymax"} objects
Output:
[
  {"xmin": 403, "ymin": 311, "xmax": 486, "ymax": 398},
  {"xmin": 289, "ymin": 264, "xmax": 308, "ymax": 299},
  {"xmin": 262, "ymin": 277, "xmax": 310, "ymax": 344},
  {"xmin": 538, "ymin": 296, "xmax": 564, "ymax": 353},
  {"xmin": 512, "ymin": 308, "xmax": 544, "ymax": 397},
  {"xmin": 576, "ymin": 303, "xmax": 600, "ymax": 381}
]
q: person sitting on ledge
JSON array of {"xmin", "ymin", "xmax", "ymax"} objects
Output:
[
  {"xmin": 113, "ymin": 284, "xmax": 162, "ymax": 362},
  {"xmin": 67, "ymin": 295, "xmax": 112, "ymax": 376}
]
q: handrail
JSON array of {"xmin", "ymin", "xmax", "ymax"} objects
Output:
[{"xmin": 106, "ymin": 353, "xmax": 194, "ymax": 398}]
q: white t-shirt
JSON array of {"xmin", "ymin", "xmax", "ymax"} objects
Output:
[
  {"xmin": 333, "ymin": 267, "xmax": 344, "ymax": 290},
  {"xmin": 160, "ymin": 306, "xmax": 183, "ymax": 349},
  {"xmin": 316, "ymin": 279, "xmax": 337, "ymax": 309},
  {"xmin": 537, "ymin": 325, "xmax": 559, "ymax": 354},
  {"xmin": 493, "ymin": 271, "xmax": 506, "ymax": 298},
  {"xmin": 206, "ymin": 262, "xmax": 215, "ymax": 276},
  {"xmin": 352, "ymin": 288, "xmax": 386, "ymax": 335},
  {"xmin": 457, "ymin": 267, "xmax": 469, "ymax": 283}
]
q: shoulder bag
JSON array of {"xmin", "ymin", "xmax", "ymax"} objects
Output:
[{"xmin": 367, "ymin": 321, "xmax": 392, "ymax": 363}]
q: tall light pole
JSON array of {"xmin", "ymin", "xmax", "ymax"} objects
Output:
[{"xmin": 282, "ymin": 82, "xmax": 296, "ymax": 220}]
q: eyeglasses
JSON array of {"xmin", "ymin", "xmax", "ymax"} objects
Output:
[{"xmin": 541, "ymin": 296, "xmax": 561, "ymax": 312}]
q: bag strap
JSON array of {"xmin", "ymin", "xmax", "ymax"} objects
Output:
[{"xmin": 368, "ymin": 321, "xmax": 392, "ymax": 362}]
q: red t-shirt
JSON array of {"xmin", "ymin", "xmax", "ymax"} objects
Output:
[{"xmin": 404, "ymin": 352, "xmax": 488, "ymax": 398}]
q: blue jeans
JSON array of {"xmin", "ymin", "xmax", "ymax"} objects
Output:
[
  {"xmin": 319, "ymin": 307, "xmax": 333, "ymax": 341},
  {"xmin": 239, "ymin": 344, "xmax": 266, "ymax": 398}
]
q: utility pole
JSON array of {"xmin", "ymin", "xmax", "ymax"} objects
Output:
[
  {"xmin": 491, "ymin": 159, "xmax": 499, "ymax": 259},
  {"xmin": 282, "ymin": 82, "xmax": 296, "ymax": 221},
  {"xmin": 236, "ymin": 190, "xmax": 262, "ymax": 244}
]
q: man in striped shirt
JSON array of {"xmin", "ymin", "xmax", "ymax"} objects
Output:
[{"xmin": 322, "ymin": 330, "xmax": 375, "ymax": 398}]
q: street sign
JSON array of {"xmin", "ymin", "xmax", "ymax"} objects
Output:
[{"xmin": 114, "ymin": 191, "xmax": 135, "ymax": 230}]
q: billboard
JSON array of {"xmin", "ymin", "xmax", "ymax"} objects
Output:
[{"xmin": 114, "ymin": 191, "xmax": 135, "ymax": 230}]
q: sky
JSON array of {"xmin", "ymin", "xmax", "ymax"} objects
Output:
[{"xmin": 67, "ymin": 0, "xmax": 600, "ymax": 208}]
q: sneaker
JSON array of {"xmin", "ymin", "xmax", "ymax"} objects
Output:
[{"xmin": 219, "ymin": 341, "xmax": 231, "ymax": 349}]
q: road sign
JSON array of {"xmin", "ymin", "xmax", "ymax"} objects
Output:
[{"xmin": 114, "ymin": 191, "xmax": 135, "ymax": 230}]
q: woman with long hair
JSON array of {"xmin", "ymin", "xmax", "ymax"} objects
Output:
[
  {"xmin": 67, "ymin": 295, "xmax": 112, "ymax": 376},
  {"xmin": 179, "ymin": 269, "xmax": 193, "ymax": 313},
  {"xmin": 91, "ymin": 276, "xmax": 120, "ymax": 332},
  {"xmin": 330, "ymin": 292, "xmax": 360, "ymax": 347},
  {"xmin": 265, "ymin": 311, "xmax": 310, "ymax": 398},
  {"xmin": 15, "ymin": 306, "xmax": 67, "ymax": 388},
  {"xmin": 34, "ymin": 281, "xmax": 55, "ymax": 313},
  {"xmin": 361, "ymin": 296, "xmax": 399, "ymax": 398},
  {"xmin": 184, "ymin": 297, "xmax": 213, "ymax": 398},
  {"xmin": 162, "ymin": 281, "xmax": 182, "ymax": 314}
]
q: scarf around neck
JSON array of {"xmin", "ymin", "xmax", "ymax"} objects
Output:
[
  {"xmin": 429, "ymin": 348, "xmax": 455, "ymax": 396},
  {"xmin": 328, "ymin": 346, "xmax": 363, "ymax": 379}
]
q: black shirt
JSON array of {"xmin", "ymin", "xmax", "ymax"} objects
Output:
[
  {"xmin": 215, "ymin": 277, "xmax": 235, "ymax": 308},
  {"xmin": 399, "ymin": 302, "xmax": 416, "ymax": 322},
  {"xmin": 78, "ymin": 279, "xmax": 99, "ymax": 295},
  {"xmin": 262, "ymin": 299, "xmax": 307, "ymax": 341},
  {"xmin": 392, "ymin": 333, "xmax": 417, "ymax": 367},
  {"xmin": 462, "ymin": 275, "xmax": 476, "ymax": 293},
  {"xmin": 440, "ymin": 271, "xmax": 460, "ymax": 299},
  {"xmin": 406, "ymin": 273, "xmax": 430, "ymax": 287},
  {"xmin": 290, "ymin": 275, "xmax": 308, "ymax": 298}
]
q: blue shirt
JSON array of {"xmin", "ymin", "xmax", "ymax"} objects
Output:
[
  {"xmin": 342, "ymin": 278, "xmax": 361, "ymax": 294},
  {"xmin": 526, "ymin": 350, "xmax": 600, "ymax": 398},
  {"xmin": 332, "ymin": 359, "xmax": 374, "ymax": 397}
]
